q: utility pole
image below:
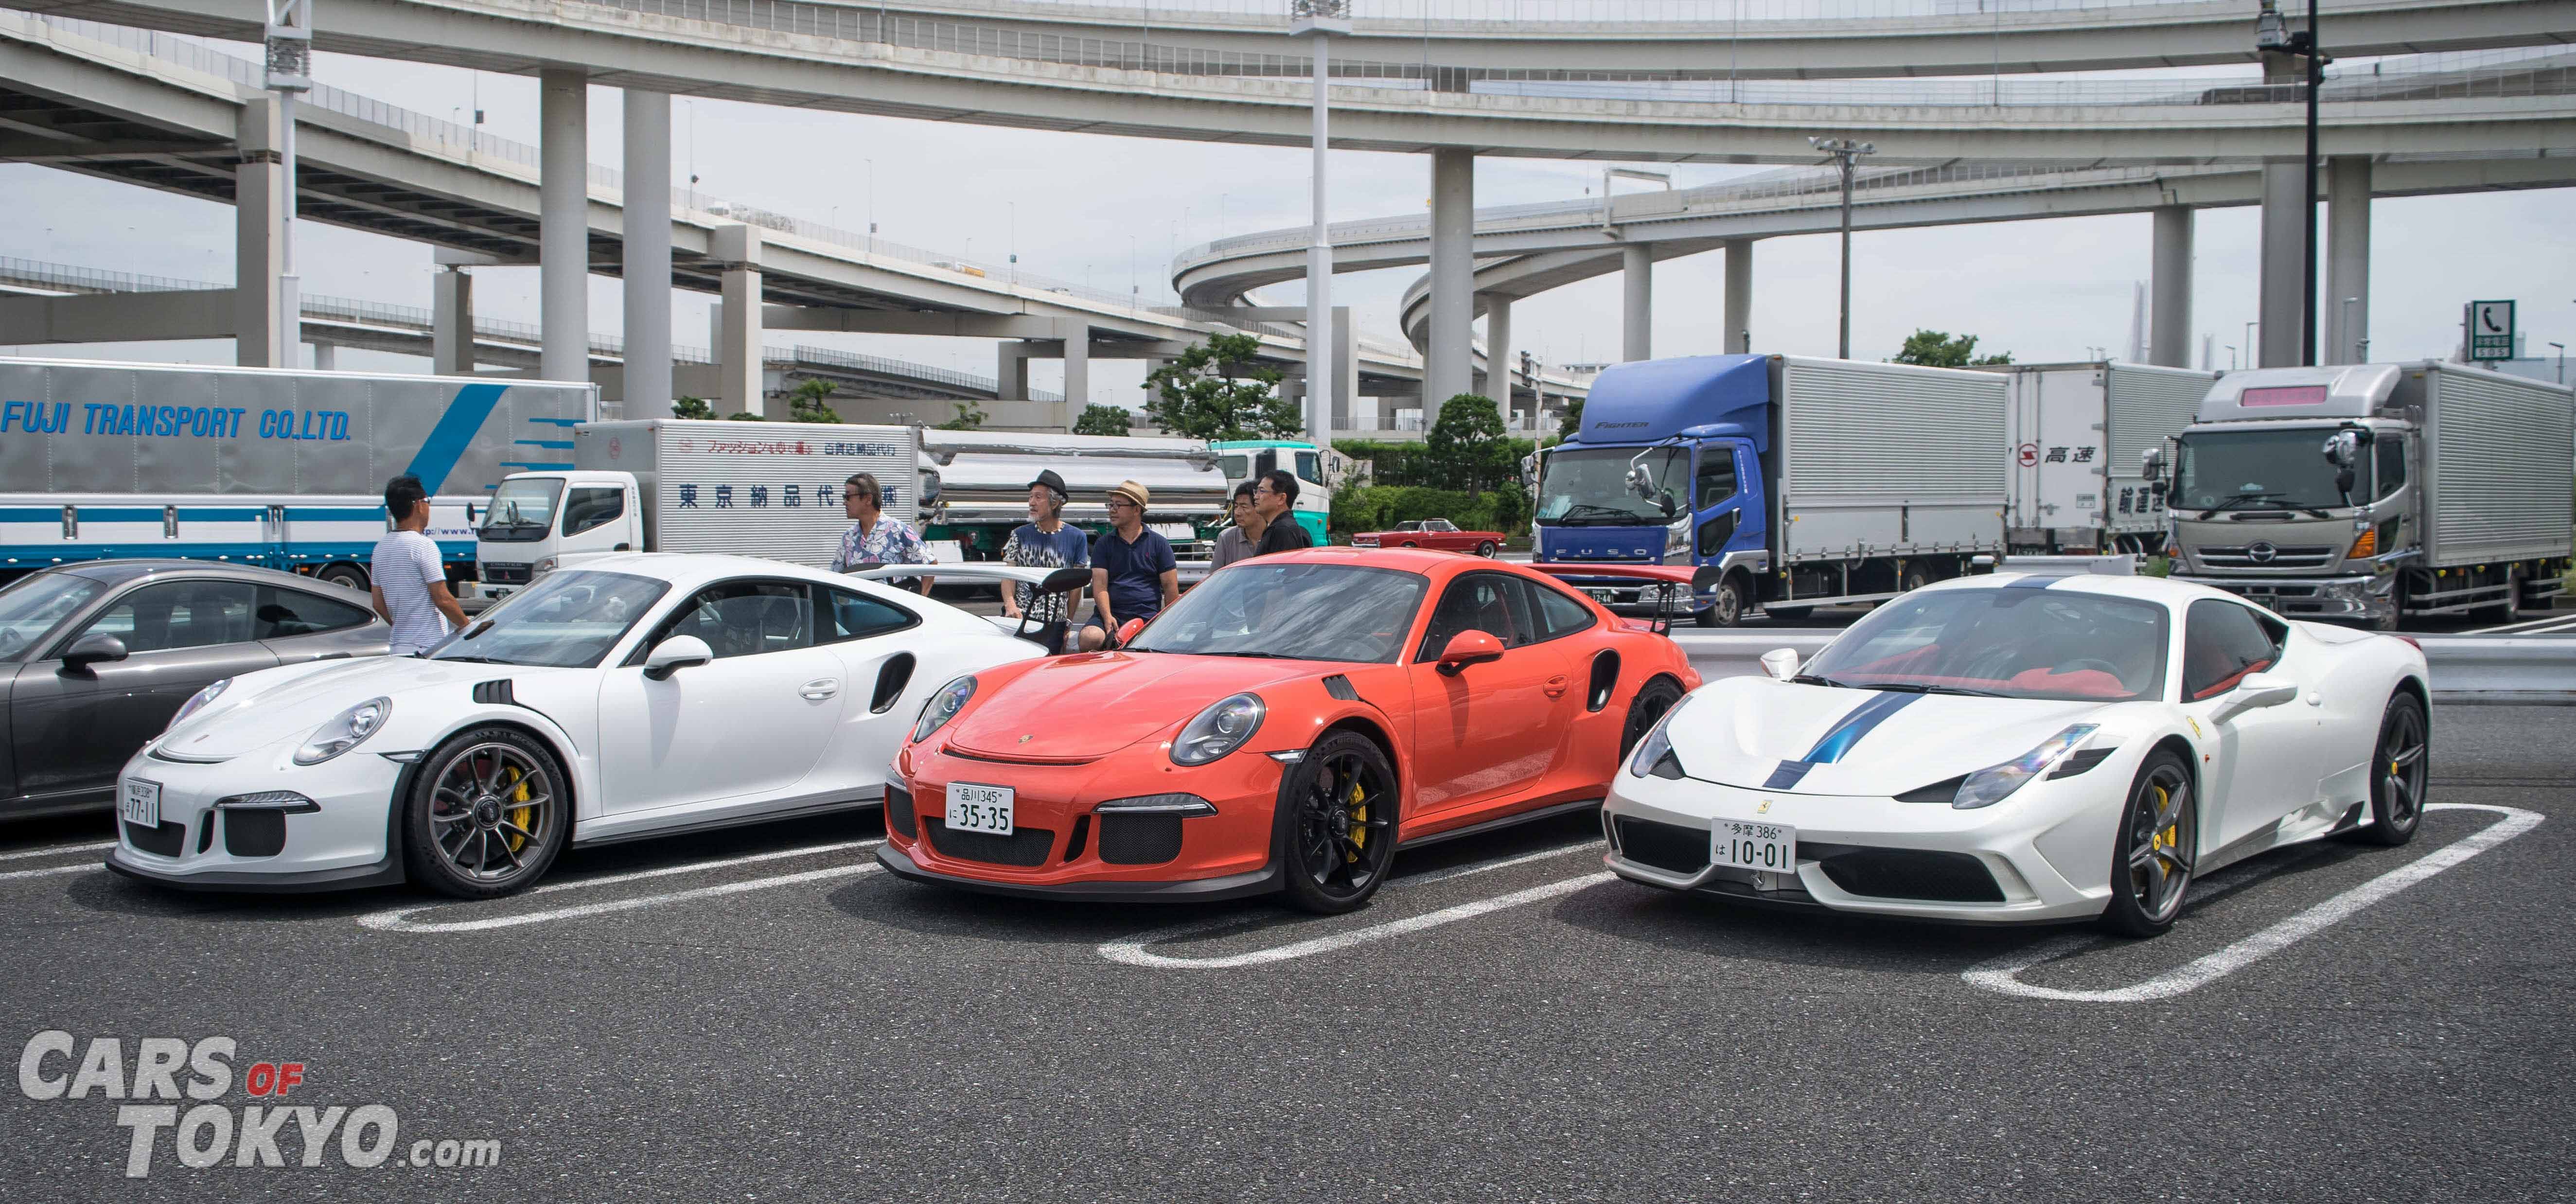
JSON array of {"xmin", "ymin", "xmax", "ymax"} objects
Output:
[
  {"xmin": 1289, "ymin": 0, "xmax": 1349, "ymax": 449},
  {"xmin": 264, "ymin": 0, "xmax": 313, "ymax": 369},
  {"xmin": 2256, "ymin": 0, "xmax": 2329, "ymax": 366},
  {"xmin": 1811, "ymin": 137, "xmax": 1874, "ymax": 360}
]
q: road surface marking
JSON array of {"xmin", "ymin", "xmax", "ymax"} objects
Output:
[
  {"xmin": 2464, "ymin": 613, "xmax": 2576, "ymax": 636},
  {"xmin": 0, "ymin": 861, "xmax": 106, "ymax": 882},
  {"xmin": 1098, "ymin": 841, "xmax": 1603, "ymax": 969},
  {"xmin": 357, "ymin": 840, "xmax": 881, "ymax": 933},
  {"xmin": 1961, "ymin": 804, "xmax": 2541, "ymax": 1003},
  {"xmin": 0, "ymin": 839, "xmax": 113, "ymax": 863}
]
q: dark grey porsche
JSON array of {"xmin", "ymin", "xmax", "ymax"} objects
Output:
[{"xmin": 0, "ymin": 561, "xmax": 389, "ymax": 819}]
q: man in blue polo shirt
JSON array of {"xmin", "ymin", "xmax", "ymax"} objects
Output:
[{"xmin": 1078, "ymin": 479, "xmax": 1177, "ymax": 651}]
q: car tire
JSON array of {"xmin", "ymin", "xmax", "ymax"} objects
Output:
[
  {"xmin": 1694, "ymin": 574, "xmax": 1746, "ymax": 628},
  {"xmin": 2100, "ymin": 748, "xmax": 2197, "ymax": 939},
  {"xmin": 1476, "ymin": 541, "xmax": 1498, "ymax": 558},
  {"xmin": 318, "ymin": 562, "xmax": 370, "ymax": 592},
  {"xmin": 1273, "ymin": 730, "xmax": 1399, "ymax": 915},
  {"xmin": 2351, "ymin": 692, "xmax": 2427, "ymax": 847},
  {"xmin": 400, "ymin": 726, "xmax": 570, "ymax": 899},
  {"xmin": 1619, "ymin": 677, "xmax": 1685, "ymax": 760},
  {"xmin": 1400, "ymin": 541, "xmax": 1417, "ymax": 549}
]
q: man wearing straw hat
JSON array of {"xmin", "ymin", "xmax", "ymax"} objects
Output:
[{"xmin": 1077, "ymin": 479, "xmax": 1178, "ymax": 651}]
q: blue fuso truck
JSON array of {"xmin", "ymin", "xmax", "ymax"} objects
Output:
[
  {"xmin": 1533, "ymin": 354, "xmax": 2009, "ymax": 626},
  {"xmin": 0, "ymin": 356, "xmax": 598, "ymax": 590}
]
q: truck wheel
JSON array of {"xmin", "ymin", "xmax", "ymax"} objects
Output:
[
  {"xmin": 2488, "ymin": 567, "xmax": 2524, "ymax": 623},
  {"xmin": 318, "ymin": 563, "xmax": 370, "ymax": 592},
  {"xmin": 1901, "ymin": 565, "xmax": 1929, "ymax": 592},
  {"xmin": 1695, "ymin": 575, "xmax": 1746, "ymax": 628},
  {"xmin": 1475, "ymin": 541, "xmax": 1498, "ymax": 558}
]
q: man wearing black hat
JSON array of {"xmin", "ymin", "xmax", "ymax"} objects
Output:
[{"xmin": 999, "ymin": 468, "xmax": 1089, "ymax": 653}]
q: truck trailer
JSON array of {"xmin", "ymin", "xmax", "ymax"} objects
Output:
[
  {"xmin": 2154, "ymin": 361, "xmax": 2574, "ymax": 629},
  {"xmin": 0, "ymin": 356, "xmax": 596, "ymax": 590},
  {"xmin": 1533, "ymin": 354, "xmax": 2007, "ymax": 626},
  {"xmin": 918, "ymin": 430, "xmax": 1229, "ymax": 562},
  {"xmin": 1982, "ymin": 361, "xmax": 2215, "ymax": 554}
]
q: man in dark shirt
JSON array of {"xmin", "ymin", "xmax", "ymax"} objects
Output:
[
  {"xmin": 1251, "ymin": 468, "xmax": 1315, "ymax": 557},
  {"xmin": 1078, "ymin": 479, "xmax": 1179, "ymax": 651}
]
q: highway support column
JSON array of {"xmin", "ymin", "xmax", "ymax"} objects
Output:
[
  {"xmin": 2326, "ymin": 157, "xmax": 2370, "ymax": 365},
  {"xmin": 1723, "ymin": 239, "xmax": 1753, "ymax": 355},
  {"xmin": 1622, "ymin": 243, "xmax": 1651, "ymax": 362},
  {"xmin": 1063, "ymin": 326, "xmax": 1090, "ymax": 408},
  {"xmin": 1427, "ymin": 147, "xmax": 1474, "ymax": 425},
  {"xmin": 2254, "ymin": 53, "xmax": 2305, "ymax": 368},
  {"xmin": 1479, "ymin": 297, "xmax": 1512, "ymax": 419},
  {"xmin": 233, "ymin": 97, "xmax": 288, "ymax": 368},
  {"xmin": 432, "ymin": 267, "xmax": 473, "ymax": 375},
  {"xmin": 714, "ymin": 223, "xmax": 764, "ymax": 416},
  {"xmin": 2149, "ymin": 206, "xmax": 2194, "ymax": 369},
  {"xmin": 540, "ymin": 70, "xmax": 589, "ymax": 385},
  {"xmin": 623, "ymin": 88, "xmax": 674, "ymax": 418}
]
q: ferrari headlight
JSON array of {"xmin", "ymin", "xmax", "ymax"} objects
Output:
[
  {"xmin": 165, "ymin": 678, "xmax": 231, "ymax": 734},
  {"xmin": 1950, "ymin": 724, "xmax": 2098, "ymax": 810},
  {"xmin": 1627, "ymin": 694, "xmax": 1694, "ymax": 779},
  {"xmin": 1172, "ymin": 693, "xmax": 1264, "ymax": 766},
  {"xmin": 911, "ymin": 675, "xmax": 977, "ymax": 744},
  {"xmin": 294, "ymin": 697, "xmax": 392, "ymax": 765}
]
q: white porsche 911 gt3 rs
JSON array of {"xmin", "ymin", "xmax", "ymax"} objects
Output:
[
  {"xmin": 106, "ymin": 554, "xmax": 1059, "ymax": 897},
  {"xmin": 1604, "ymin": 573, "xmax": 2431, "ymax": 937}
]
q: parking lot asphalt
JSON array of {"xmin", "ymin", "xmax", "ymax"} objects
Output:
[{"xmin": 1, "ymin": 706, "xmax": 2568, "ymax": 1202}]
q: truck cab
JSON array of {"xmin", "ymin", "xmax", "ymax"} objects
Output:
[
  {"xmin": 471, "ymin": 470, "xmax": 642, "ymax": 602},
  {"xmin": 1212, "ymin": 440, "xmax": 1339, "ymax": 545}
]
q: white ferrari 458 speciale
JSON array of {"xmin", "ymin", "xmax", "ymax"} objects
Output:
[
  {"xmin": 106, "ymin": 554, "xmax": 1068, "ymax": 897},
  {"xmin": 1605, "ymin": 573, "xmax": 2431, "ymax": 936}
]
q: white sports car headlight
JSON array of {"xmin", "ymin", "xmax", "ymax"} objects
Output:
[
  {"xmin": 295, "ymin": 697, "xmax": 392, "ymax": 765},
  {"xmin": 1172, "ymin": 693, "xmax": 1264, "ymax": 766},
  {"xmin": 1949, "ymin": 724, "xmax": 2098, "ymax": 810},
  {"xmin": 912, "ymin": 675, "xmax": 977, "ymax": 744},
  {"xmin": 165, "ymin": 678, "xmax": 231, "ymax": 734},
  {"xmin": 1627, "ymin": 695, "xmax": 1694, "ymax": 779}
]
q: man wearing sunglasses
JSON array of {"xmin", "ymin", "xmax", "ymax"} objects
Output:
[{"xmin": 831, "ymin": 471, "xmax": 935, "ymax": 594}]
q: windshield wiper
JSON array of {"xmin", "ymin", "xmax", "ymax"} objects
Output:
[
  {"xmin": 2197, "ymin": 491, "xmax": 2290, "ymax": 520},
  {"xmin": 1550, "ymin": 503, "xmax": 1652, "ymax": 525},
  {"xmin": 1790, "ymin": 673, "xmax": 1848, "ymax": 688},
  {"xmin": 434, "ymin": 654, "xmax": 508, "ymax": 664},
  {"xmin": 1863, "ymin": 682, "xmax": 2008, "ymax": 698}
]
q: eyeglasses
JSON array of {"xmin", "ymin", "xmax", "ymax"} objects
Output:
[
  {"xmin": 1107, "ymin": 497, "xmax": 1141, "ymax": 509},
  {"xmin": 842, "ymin": 491, "xmax": 871, "ymax": 501}
]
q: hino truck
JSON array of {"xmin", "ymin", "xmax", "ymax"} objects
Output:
[
  {"xmin": 1533, "ymin": 354, "xmax": 2008, "ymax": 626},
  {"xmin": 0, "ymin": 356, "xmax": 596, "ymax": 590},
  {"xmin": 2152, "ymin": 362, "xmax": 2574, "ymax": 629},
  {"xmin": 1982, "ymin": 361, "xmax": 2215, "ymax": 554},
  {"xmin": 471, "ymin": 419, "xmax": 923, "ymax": 603}
]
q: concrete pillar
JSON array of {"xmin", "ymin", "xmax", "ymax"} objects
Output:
[
  {"xmin": 540, "ymin": 70, "xmax": 589, "ymax": 383},
  {"xmin": 1480, "ymin": 296, "xmax": 1513, "ymax": 410},
  {"xmin": 432, "ymin": 267, "xmax": 474, "ymax": 375},
  {"xmin": 2254, "ymin": 52, "xmax": 2305, "ymax": 368},
  {"xmin": 2326, "ymin": 157, "xmax": 2371, "ymax": 365},
  {"xmin": 1062, "ymin": 327, "xmax": 1090, "ymax": 407},
  {"xmin": 2149, "ymin": 206, "xmax": 2194, "ymax": 369},
  {"xmin": 998, "ymin": 343, "xmax": 1031, "ymax": 400},
  {"xmin": 623, "ymin": 88, "xmax": 673, "ymax": 418},
  {"xmin": 1332, "ymin": 306, "xmax": 1358, "ymax": 434},
  {"xmin": 310, "ymin": 343, "xmax": 334, "ymax": 372},
  {"xmin": 1723, "ymin": 238, "xmax": 1753, "ymax": 354},
  {"xmin": 1621, "ymin": 243, "xmax": 1652, "ymax": 362},
  {"xmin": 233, "ymin": 97, "xmax": 288, "ymax": 368},
  {"xmin": 713, "ymin": 224, "xmax": 763, "ymax": 416},
  {"xmin": 1426, "ymin": 147, "xmax": 1475, "ymax": 424}
]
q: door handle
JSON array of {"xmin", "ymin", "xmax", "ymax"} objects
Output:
[
  {"xmin": 1542, "ymin": 675, "xmax": 1570, "ymax": 699},
  {"xmin": 800, "ymin": 677, "xmax": 841, "ymax": 701}
]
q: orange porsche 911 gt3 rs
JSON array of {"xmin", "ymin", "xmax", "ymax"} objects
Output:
[{"xmin": 878, "ymin": 548, "xmax": 1700, "ymax": 913}]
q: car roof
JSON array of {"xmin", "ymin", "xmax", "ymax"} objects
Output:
[
  {"xmin": 52, "ymin": 559, "xmax": 353, "ymax": 590},
  {"xmin": 1254, "ymin": 546, "xmax": 1539, "ymax": 581},
  {"xmin": 1916, "ymin": 570, "xmax": 2254, "ymax": 610},
  {"xmin": 545, "ymin": 552, "xmax": 855, "ymax": 592}
]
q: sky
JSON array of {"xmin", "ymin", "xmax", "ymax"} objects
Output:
[{"xmin": 5, "ymin": 34, "xmax": 2573, "ymax": 407}]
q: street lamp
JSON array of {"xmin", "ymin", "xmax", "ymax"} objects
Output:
[
  {"xmin": 1290, "ymin": 0, "xmax": 1350, "ymax": 447},
  {"xmin": 263, "ymin": 0, "xmax": 313, "ymax": 370},
  {"xmin": 2551, "ymin": 341, "xmax": 2566, "ymax": 385},
  {"xmin": 2256, "ymin": 0, "xmax": 2329, "ymax": 366},
  {"xmin": 1810, "ymin": 136, "xmax": 1875, "ymax": 359}
]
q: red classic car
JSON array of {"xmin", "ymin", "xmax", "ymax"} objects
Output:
[{"xmin": 1349, "ymin": 519, "xmax": 1504, "ymax": 556}]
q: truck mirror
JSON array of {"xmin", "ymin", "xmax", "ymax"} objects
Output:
[{"xmin": 1624, "ymin": 463, "xmax": 1656, "ymax": 501}]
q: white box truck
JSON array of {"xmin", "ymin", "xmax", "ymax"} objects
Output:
[{"xmin": 1984, "ymin": 361, "xmax": 2215, "ymax": 554}]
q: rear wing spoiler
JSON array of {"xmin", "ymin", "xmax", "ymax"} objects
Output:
[
  {"xmin": 1523, "ymin": 562, "xmax": 1709, "ymax": 635},
  {"xmin": 845, "ymin": 564, "xmax": 1091, "ymax": 594}
]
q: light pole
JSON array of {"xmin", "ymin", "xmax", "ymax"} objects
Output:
[
  {"xmin": 263, "ymin": 0, "xmax": 313, "ymax": 369},
  {"xmin": 1810, "ymin": 136, "xmax": 1874, "ymax": 360},
  {"xmin": 2551, "ymin": 341, "xmax": 2566, "ymax": 385},
  {"xmin": 1290, "ymin": 0, "xmax": 1349, "ymax": 448},
  {"xmin": 2256, "ymin": 0, "xmax": 2329, "ymax": 366}
]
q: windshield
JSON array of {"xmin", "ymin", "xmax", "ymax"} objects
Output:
[
  {"xmin": 2175, "ymin": 428, "xmax": 2350, "ymax": 513},
  {"xmin": 430, "ymin": 570, "xmax": 669, "ymax": 668},
  {"xmin": 0, "ymin": 573, "xmax": 105, "ymax": 661},
  {"xmin": 1536, "ymin": 446, "xmax": 1687, "ymax": 525},
  {"xmin": 479, "ymin": 478, "xmax": 564, "ymax": 543},
  {"xmin": 1126, "ymin": 562, "xmax": 1428, "ymax": 663},
  {"xmin": 1217, "ymin": 454, "xmax": 1249, "ymax": 481},
  {"xmin": 1801, "ymin": 586, "xmax": 2170, "ymax": 703}
]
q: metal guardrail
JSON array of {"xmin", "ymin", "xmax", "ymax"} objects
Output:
[{"xmin": 1672, "ymin": 632, "xmax": 2576, "ymax": 704}]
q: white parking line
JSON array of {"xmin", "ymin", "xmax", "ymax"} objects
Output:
[
  {"xmin": 1961, "ymin": 804, "xmax": 2542, "ymax": 1003},
  {"xmin": 2465, "ymin": 613, "xmax": 2576, "ymax": 636},
  {"xmin": 0, "ymin": 861, "xmax": 105, "ymax": 883},
  {"xmin": 0, "ymin": 839, "xmax": 112, "ymax": 863},
  {"xmin": 1098, "ymin": 841, "xmax": 1604, "ymax": 969},
  {"xmin": 357, "ymin": 840, "xmax": 883, "ymax": 934}
]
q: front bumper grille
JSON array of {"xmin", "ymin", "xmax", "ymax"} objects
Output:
[
  {"xmin": 1613, "ymin": 816, "xmax": 1710, "ymax": 876},
  {"xmin": 1803, "ymin": 843, "xmax": 2003, "ymax": 903},
  {"xmin": 885, "ymin": 784, "xmax": 917, "ymax": 839},
  {"xmin": 1097, "ymin": 814, "xmax": 1183, "ymax": 865},
  {"xmin": 923, "ymin": 819, "xmax": 1054, "ymax": 868},
  {"xmin": 124, "ymin": 819, "xmax": 187, "ymax": 857},
  {"xmin": 480, "ymin": 562, "xmax": 532, "ymax": 585},
  {"xmin": 221, "ymin": 809, "xmax": 287, "ymax": 859},
  {"xmin": 2194, "ymin": 544, "xmax": 2338, "ymax": 570}
]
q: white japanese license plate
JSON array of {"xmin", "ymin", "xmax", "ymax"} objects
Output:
[
  {"xmin": 1712, "ymin": 818, "xmax": 1796, "ymax": 875},
  {"xmin": 120, "ymin": 778, "xmax": 162, "ymax": 828},
  {"xmin": 945, "ymin": 783, "xmax": 1014, "ymax": 835}
]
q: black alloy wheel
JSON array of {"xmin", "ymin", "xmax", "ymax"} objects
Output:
[
  {"xmin": 1620, "ymin": 678, "xmax": 1685, "ymax": 761},
  {"xmin": 401, "ymin": 726, "xmax": 569, "ymax": 899},
  {"xmin": 2100, "ymin": 750, "xmax": 2197, "ymax": 938},
  {"xmin": 1275, "ymin": 731, "xmax": 1399, "ymax": 915},
  {"xmin": 2354, "ymin": 692, "xmax": 2427, "ymax": 847}
]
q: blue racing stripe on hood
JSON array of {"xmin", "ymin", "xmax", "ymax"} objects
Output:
[{"xmin": 1801, "ymin": 691, "xmax": 1922, "ymax": 764}]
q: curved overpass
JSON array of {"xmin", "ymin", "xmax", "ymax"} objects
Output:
[{"xmin": 26, "ymin": 0, "xmax": 2576, "ymax": 163}]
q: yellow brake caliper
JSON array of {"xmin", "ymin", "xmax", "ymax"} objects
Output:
[
  {"xmin": 2150, "ymin": 785, "xmax": 2178, "ymax": 859},
  {"xmin": 1345, "ymin": 783, "xmax": 1367, "ymax": 863},
  {"xmin": 503, "ymin": 765, "xmax": 534, "ymax": 852}
]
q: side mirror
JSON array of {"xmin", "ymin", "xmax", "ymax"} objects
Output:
[
  {"xmin": 1760, "ymin": 648, "xmax": 1800, "ymax": 681},
  {"xmin": 1435, "ymin": 629, "xmax": 1506, "ymax": 677},
  {"xmin": 1624, "ymin": 463, "xmax": 1656, "ymax": 502},
  {"xmin": 1115, "ymin": 617, "xmax": 1147, "ymax": 647},
  {"xmin": 642, "ymin": 635, "xmax": 713, "ymax": 681},
  {"xmin": 61, "ymin": 632, "xmax": 127, "ymax": 672},
  {"xmin": 2213, "ymin": 671, "xmax": 2299, "ymax": 722}
]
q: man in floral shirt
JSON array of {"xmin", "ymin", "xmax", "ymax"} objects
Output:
[
  {"xmin": 832, "ymin": 471, "xmax": 935, "ymax": 593},
  {"xmin": 999, "ymin": 470, "xmax": 1089, "ymax": 653}
]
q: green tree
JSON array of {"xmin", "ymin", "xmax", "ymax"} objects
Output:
[
  {"xmin": 672, "ymin": 395, "xmax": 716, "ymax": 420},
  {"xmin": 1554, "ymin": 396, "xmax": 1585, "ymax": 442},
  {"xmin": 1893, "ymin": 329, "xmax": 2013, "ymax": 368},
  {"xmin": 1073, "ymin": 404, "xmax": 1134, "ymax": 436},
  {"xmin": 726, "ymin": 411, "xmax": 764, "ymax": 422},
  {"xmin": 1426, "ymin": 393, "xmax": 1512, "ymax": 497},
  {"xmin": 784, "ymin": 379, "xmax": 843, "ymax": 424},
  {"xmin": 1142, "ymin": 333, "xmax": 1302, "ymax": 441},
  {"xmin": 936, "ymin": 401, "xmax": 988, "ymax": 430}
]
